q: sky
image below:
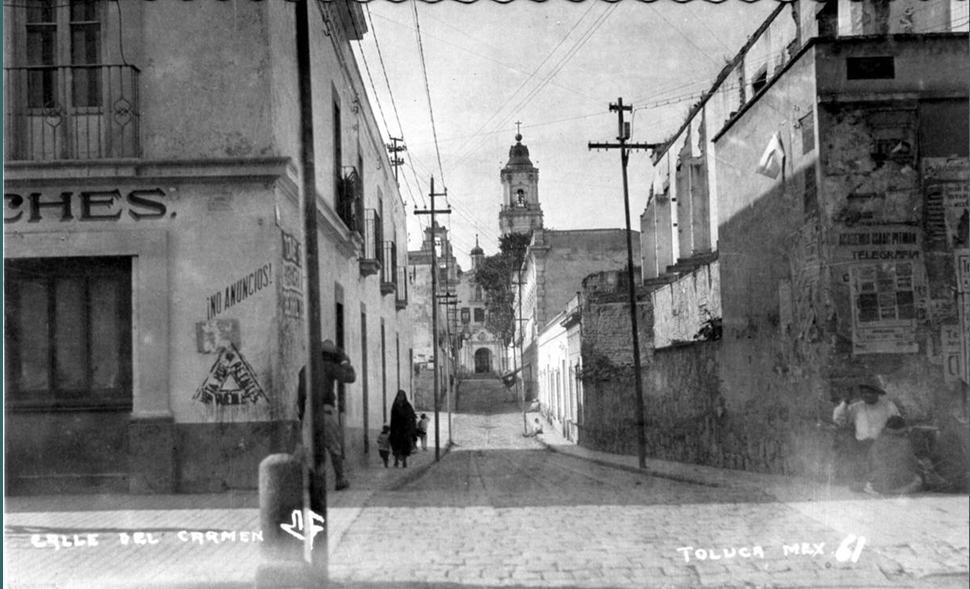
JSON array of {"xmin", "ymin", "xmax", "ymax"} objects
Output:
[{"xmin": 352, "ymin": 0, "xmax": 778, "ymax": 270}]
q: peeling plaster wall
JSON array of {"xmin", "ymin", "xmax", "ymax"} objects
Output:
[{"xmin": 652, "ymin": 260, "xmax": 722, "ymax": 348}]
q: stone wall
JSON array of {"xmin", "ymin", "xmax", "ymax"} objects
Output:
[{"xmin": 577, "ymin": 275, "xmax": 653, "ymax": 454}]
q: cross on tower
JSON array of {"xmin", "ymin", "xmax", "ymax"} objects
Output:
[{"xmin": 515, "ymin": 121, "xmax": 522, "ymax": 136}]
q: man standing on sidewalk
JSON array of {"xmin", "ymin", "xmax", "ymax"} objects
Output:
[{"xmin": 298, "ymin": 339, "xmax": 356, "ymax": 491}]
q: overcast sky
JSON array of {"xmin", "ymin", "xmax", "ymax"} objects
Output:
[{"xmin": 352, "ymin": 1, "xmax": 777, "ymax": 269}]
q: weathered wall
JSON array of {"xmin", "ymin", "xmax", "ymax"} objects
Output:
[
  {"xmin": 533, "ymin": 229, "xmax": 640, "ymax": 330},
  {"xmin": 652, "ymin": 260, "xmax": 722, "ymax": 347},
  {"xmin": 642, "ymin": 343, "xmax": 723, "ymax": 467},
  {"xmin": 577, "ymin": 272, "xmax": 653, "ymax": 454},
  {"xmin": 141, "ymin": 2, "xmax": 273, "ymax": 160}
]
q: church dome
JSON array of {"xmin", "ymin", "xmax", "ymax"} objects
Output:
[
  {"xmin": 506, "ymin": 133, "xmax": 533, "ymax": 167},
  {"xmin": 470, "ymin": 235, "xmax": 484, "ymax": 256}
]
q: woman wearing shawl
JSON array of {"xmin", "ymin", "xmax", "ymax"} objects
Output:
[{"xmin": 389, "ymin": 390, "xmax": 417, "ymax": 467}]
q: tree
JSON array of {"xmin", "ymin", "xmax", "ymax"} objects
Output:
[{"xmin": 473, "ymin": 232, "xmax": 532, "ymax": 347}]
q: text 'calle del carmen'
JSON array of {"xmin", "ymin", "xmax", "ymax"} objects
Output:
[{"xmin": 29, "ymin": 530, "xmax": 264, "ymax": 550}]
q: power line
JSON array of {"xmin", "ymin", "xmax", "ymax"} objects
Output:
[
  {"xmin": 447, "ymin": 1, "xmax": 600, "ymax": 165},
  {"xmin": 411, "ymin": 1, "xmax": 447, "ymax": 190},
  {"xmin": 450, "ymin": 2, "xmax": 618, "ymax": 170},
  {"xmin": 364, "ymin": 4, "xmax": 430, "ymax": 212}
]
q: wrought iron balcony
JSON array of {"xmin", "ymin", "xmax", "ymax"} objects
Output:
[
  {"xmin": 358, "ymin": 209, "xmax": 382, "ymax": 277},
  {"xmin": 395, "ymin": 265, "xmax": 408, "ymax": 310},
  {"xmin": 381, "ymin": 241, "xmax": 397, "ymax": 295},
  {"xmin": 4, "ymin": 64, "xmax": 140, "ymax": 161}
]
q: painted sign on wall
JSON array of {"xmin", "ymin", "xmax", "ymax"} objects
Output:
[
  {"xmin": 193, "ymin": 343, "xmax": 266, "ymax": 406},
  {"xmin": 205, "ymin": 264, "xmax": 273, "ymax": 321},
  {"xmin": 4, "ymin": 189, "xmax": 168, "ymax": 223},
  {"xmin": 281, "ymin": 231, "xmax": 304, "ymax": 320}
]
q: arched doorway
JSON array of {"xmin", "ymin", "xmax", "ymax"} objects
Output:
[{"xmin": 474, "ymin": 348, "xmax": 491, "ymax": 373}]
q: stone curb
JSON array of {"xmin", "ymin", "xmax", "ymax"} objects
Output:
[{"xmin": 535, "ymin": 437, "xmax": 729, "ymax": 490}]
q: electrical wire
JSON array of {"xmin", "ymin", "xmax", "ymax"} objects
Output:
[
  {"xmin": 449, "ymin": 2, "xmax": 618, "ymax": 171},
  {"xmin": 411, "ymin": 0, "xmax": 447, "ymax": 191},
  {"xmin": 447, "ymin": 1, "xmax": 599, "ymax": 165}
]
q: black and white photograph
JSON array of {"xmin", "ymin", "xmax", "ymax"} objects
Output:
[{"xmin": 3, "ymin": 0, "xmax": 968, "ymax": 587}]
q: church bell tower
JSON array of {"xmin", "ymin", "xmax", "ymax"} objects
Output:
[{"xmin": 499, "ymin": 126, "xmax": 543, "ymax": 237}]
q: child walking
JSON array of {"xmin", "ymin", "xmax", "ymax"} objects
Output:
[
  {"xmin": 376, "ymin": 425, "xmax": 391, "ymax": 468},
  {"xmin": 416, "ymin": 414, "xmax": 430, "ymax": 451}
]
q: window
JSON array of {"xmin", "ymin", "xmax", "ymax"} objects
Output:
[
  {"xmin": 333, "ymin": 95, "xmax": 342, "ymax": 201},
  {"xmin": 460, "ymin": 307, "xmax": 470, "ymax": 324},
  {"xmin": 800, "ymin": 112, "xmax": 815, "ymax": 155},
  {"xmin": 846, "ymin": 57, "xmax": 895, "ymax": 80},
  {"xmin": 5, "ymin": 256, "xmax": 131, "ymax": 410},
  {"xmin": 751, "ymin": 66, "xmax": 768, "ymax": 94},
  {"xmin": 25, "ymin": 0, "xmax": 103, "ymax": 109},
  {"xmin": 474, "ymin": 308, "xmax": 485, "ymax": 323}
]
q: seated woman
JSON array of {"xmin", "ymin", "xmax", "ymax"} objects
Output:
[{"xmin": 866, "ymin": 416, "xmax": 923, "ymax": 495}]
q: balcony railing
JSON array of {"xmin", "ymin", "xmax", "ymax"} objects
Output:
[
  {"xmin": 395, "ymin": 265, "xmax": 408, "ymax": 310},
  {"xmin": 358, "ymin": 209, "xmax": 382, "ymax": 277},
  {"xmin": 381, "ymin": 241, "xmax": 397, "ymax": 295},
  {"xmin": 4, "ymin": 64, "xmax": 140, "ymax": 161},
  {"xmin": 337, "ymin": 167, "xmax": 363, "ymax": 234}
]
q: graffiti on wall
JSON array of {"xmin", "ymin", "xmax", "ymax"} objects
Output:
[
  {"xmin": 193, "ymin": 342, "xmax": 266, "ymax": 406},
  {"xmin": 281, "ymin": 231, "xmax": 304, "ymax": 320},
  {"xmin": 205, "ymin": 263, "xmax": 273, "ymax": 321}
]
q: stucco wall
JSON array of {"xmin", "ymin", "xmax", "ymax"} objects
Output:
[{"xmin": 141, "ymin": 2, "xmax": 274, "ymax": 160}]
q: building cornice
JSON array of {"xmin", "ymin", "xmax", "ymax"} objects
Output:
[{"xmin": 3, "ymin": 157, "xmax": 295, "ymax": 186}]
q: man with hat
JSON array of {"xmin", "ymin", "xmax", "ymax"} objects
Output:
[
  {"xmin": 298, "ymin": 339, "xmax": 356, "ymax": 491},
  {"xmin": 833, "ymin": 381, "xmax": 901, "ymax": 442},
  {"xmin": 833, "ymin": 380, "xmax": 901, "ymax": 486}
]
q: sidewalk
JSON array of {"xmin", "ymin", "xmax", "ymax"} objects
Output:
[
  {"xmin": 4, "ymin": 421, "xmax": 452, "ymax": 589},
  {"xmin": 535, "ymin": 421, "xmax": 970, "ymax": 584}
]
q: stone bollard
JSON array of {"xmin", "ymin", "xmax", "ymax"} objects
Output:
[{"xmin": 254, "ymin": 453, "xmax": 311, "ymax": 589}]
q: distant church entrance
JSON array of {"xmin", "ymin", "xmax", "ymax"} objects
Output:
[{"xmin": 474, "ymin": 348, "xmax": 492, "ymax": 374}]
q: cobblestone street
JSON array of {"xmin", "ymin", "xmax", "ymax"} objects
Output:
[
  {"xmin": 329, "ymin": 379, "xmax": 968, "ymax": 588},
  {"xmin": 4, "ymin": 379, "xmax": 967, "ymax": 588}
]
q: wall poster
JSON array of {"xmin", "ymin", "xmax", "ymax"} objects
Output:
[
  {"xmin": 923, "ymin": 157, "xmax": 968, "ymax": 249},
  {"xmin": 837, "ymin": 227, "xmax": 925, "ymax": 355}
]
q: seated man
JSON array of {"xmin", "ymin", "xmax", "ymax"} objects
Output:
[
  {"xmin": 832, "ymin": 382, "xmax": 900, "ymax": 484},
  {"xmin": 866, "ymin": 416, "xmax": 922, "ymax": 495},
  {"xmin": 523, "ymin": 418, "xmax": 544, "ymax": 438}
]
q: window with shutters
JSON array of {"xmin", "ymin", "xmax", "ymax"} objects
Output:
[{"xmin": 5, "ymin": 256, "xmax": 132, "ymax": 411}]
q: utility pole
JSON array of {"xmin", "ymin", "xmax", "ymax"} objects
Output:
[
  {"xmin": 442, "ymin": 294, "xmax": 458, "ymax": 446},
  {"xmin": 386, "ymin": 137, "xmax": 406, "ymax": 185},
  {"xmin": 515, "ymin": 269, "xmax": 528, "ymax": 434},
  {"xmin": 295, "ymin": 0, "xmax": 327, "ymax": 578},
  {"xmin": 588, "ymin": 97, "xmax": 662, "ymax": 470},
  {"xmin": 414, "ymin": 177, "xmax": 450, "ymax": 461}
]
